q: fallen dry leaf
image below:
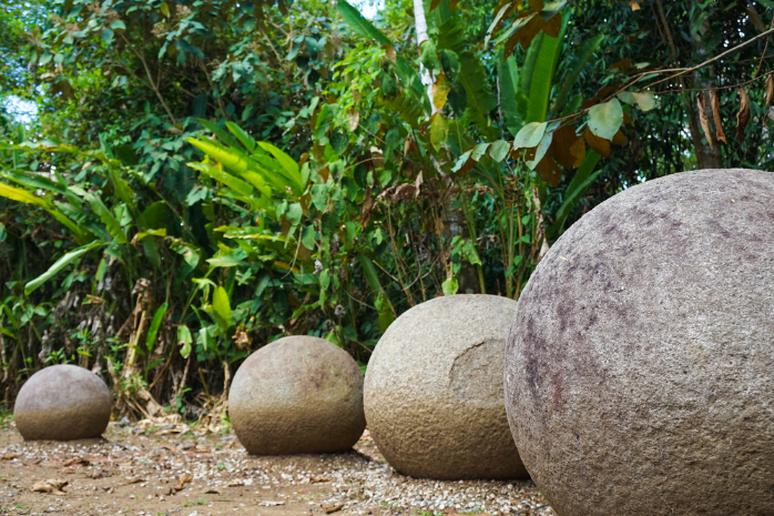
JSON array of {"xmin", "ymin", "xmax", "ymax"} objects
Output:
[
  {"xmin": 88, "ymin": 468, "xmax": 111, "ymax": 479},
  {"xmin": 174, "ymin": 473, "xmax": 193, "ymax": 492},
  {"xmin": 260, "ymin": 500, "xmax": 285, "ymax": 507},
  {"xmin": 322, "ymin": 502, "xmax": 344, "ymax": 513},
  {"xmin": 63, "ymin": 457, "xmax": 90, "ymax": 467},
  {"xmin": 31, "ymin": 479, "xmax": 68, "ymax": 495},
  {"xmin": 1, "ymin": 453, "xmax": 18, "ymax": 461}
]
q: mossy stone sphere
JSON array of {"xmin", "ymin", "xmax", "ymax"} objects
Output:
[
  {"xmin": 228, "ymin": 336, "xmax": 365, "ymax": 455},
  {"xmin": 364, "ymin": 294, "xmax": 527, "ymax": 479},
  {"xmin": 14, "ymin": 364, "xmax": 112, "ymax": 441},
  {"xmin": 505, "ymin": 169, "xmax": 774, "ymax": 515}
]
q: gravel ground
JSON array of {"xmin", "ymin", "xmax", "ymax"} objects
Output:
[{"xmin": 0, "ymin": 416, "xmax": 555, "ymax": 515}]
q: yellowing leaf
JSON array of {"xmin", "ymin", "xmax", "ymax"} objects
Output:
[
  {"xmin": 429, "ymin": 114, "xmax": 448, "ymax": 152},
  {"xmin": 432, "ymin": 73, "xmax": 450, "ymax": 111},
  {"xmin": 488, "ymin": 140, "xmax": 511, "ymax": 162},
  {"xmin": 587, "ymin": 99, "xmax": 623, "ymax": 140},
  {"xmin": 618, "ymin": 91, "xmax": 656, "ymax": 112},
  {"xmin": 513, "ymin": 121, "xmax": 547, "ymax": 149},
  {"xmin": 0, "ymin": 182, "xmax": 47, "ymax": 206}
]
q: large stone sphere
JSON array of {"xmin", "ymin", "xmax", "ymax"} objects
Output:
[
  {"xmin": 14, "ymin": 364, "xmax": 112, "ymax": 441},
  {"xmin": 505, "ymin": 169, "xmax": 774, "ymax": 515},
  {"xmin": 228, "ymin": 336, "xmax": 365, "ymax": 454},
  {"xmin": 364, "ymin": 294, "xmax": 527, "ymax": 479}
]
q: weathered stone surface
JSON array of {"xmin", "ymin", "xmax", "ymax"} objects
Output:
[
  {"xmin": 228, "ymin": 336, "xmax": 365, "ymax": 455},
  {"xmin": 505, "ymin": 169, "xmax": 774, "ymax": 515},
  {"xmin": 364, "ymin": 294, "xmax": 527, "ymax": 479},
  {"xmin": 14, "ymin": 365, "xmax": 112, "ymax": 441}
]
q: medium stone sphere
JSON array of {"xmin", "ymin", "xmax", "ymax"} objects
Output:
[
  {"xmin": 14, "ymin": 364, "xmax": 112, "ymax": 441},
  {"xmin": 505, "ymin": 169, "xmax": 774, "ymax": 515},
  {"xmin": 228, "ymin": 336, "xmax": 365, "ymax": 454},
  {"xmin": 364, "ymin": 294, "xmax": 527, "ymax": 479}
]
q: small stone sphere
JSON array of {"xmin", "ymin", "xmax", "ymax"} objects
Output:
[
  {"xmin": 228, "ymin": 336, "xmax": 365, "ymax": 455},
  {"xmin": 14, "ymin": 364, "xmax": 112, "ymax": 441},
  {"xmin": 364, "ymin": 294, "xmax": 527, "ymax": 480},
  {"xmin": 505, "ymin": 169, "xmax": 774, "ymax": 515}
]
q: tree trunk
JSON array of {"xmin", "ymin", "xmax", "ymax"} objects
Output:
[{"xmin": 413, "ymin": 0, "xmax": 438, "ymax": 116}]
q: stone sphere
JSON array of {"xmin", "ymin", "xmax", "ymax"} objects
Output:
[
  {"xmin": 505, "ymin": 168, "xmax": 774, "ymax": 515},
  {"xmin": 364, "ymin": 294, "xmax": 527, "ymax": 479},
  {"xmin": 14, "ymin": 364, "xmax": 112, "ymax": 441},
  {"xmin": 228, "ymin": 336, "xmax": 365, "ymax": 454}
]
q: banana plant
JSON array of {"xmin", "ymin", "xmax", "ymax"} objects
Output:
[
  {"xmin": 0, "ymin": 142, "xmax": 199, "ymax": 296},
  {"xmin": 188, "ymin": 120, "xmax": 309, "ymax": 267}
]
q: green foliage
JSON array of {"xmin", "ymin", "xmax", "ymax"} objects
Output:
[{"xmin": 0, "ymin": 0, "xmax": 770, "ymax": 414}]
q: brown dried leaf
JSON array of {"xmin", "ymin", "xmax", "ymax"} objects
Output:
[
  {"xmin": 535, "ymin": 155, "xmax": 561, "ymax": 186},
  {"xmin": 541, "ymin": 14, "xmax": 562, "ymax": 38},
  {"xmin": 765, "ymin": 75, "xmax": 773, "ymax": 107},
  {"xmin": 322, "ymin": 502, "xmax": 345, "ymax": 514},
  {"xmin": 63, "ymin": 457, "xmax": 90, "ymax": 467},
  {"xmin": 384, "ymin": 45, "xmax": 396, "ymax": 63},
  {"xmin": 31, "ymin": 479, "xmax": 68, "ymax": 495},
  {"xmin": 174, "ymin": 473, "xmax": 193, "ymax": 492},
  {"xmin": 612, "ymin": 129, "xmax": 629, "ymax": 147},
  {"xmin": 696, "ymin": 93, "xmax": 715, "ymax": 150},
  {"xmin": 735, "ymin": 88, "xmax": 751, "ymax": 142},
  {"xmin": 609, "ymin": 59, "xmax": 634, "ymax": 72},
  {"xmin": 629, "ymin": 1, "xmax": 641, "ymax": 11},
  {"xmin": 709, "ymin": 90, "xmax": 726, "ymax": 144},
  {"xmin": 583, "ymin": 127, "xmax": 611, "ymax": 156},
  {"xmin": 551, "ymin": 125, "xmax": 585, "ymax": 169}
]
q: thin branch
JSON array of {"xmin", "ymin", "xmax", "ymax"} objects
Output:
[
  {"xmin": 646, "ymin": 25, "xmax": 774, "ymax": 89},
  {"xmin": 120, "ymin": 33, "xmax": 178, "ymax": 125},
  {"xmin": 544, "ymin": 25, "xmax": 774, "ymax": 127},
  {"xmin": 653, "ymin": 70, "xmax": 773, "ymax": 95},
  {"xmin": 752, "ymin": 13, "xmax": 774, "ymax": 78}
]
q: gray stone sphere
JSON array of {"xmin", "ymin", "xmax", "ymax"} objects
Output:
[
  {"xmin": 14, "ymin": 364, "xmax": 112, "ymax": 441},
  {"xmin": 364, "ymin": 294, "xmax": 528, "ymax": 479},
  {"xmin": 505, "ymin": 169, "xmax": 774, "ymax": 515},
  {"xmin": 228, "ymin": 336, "xmax": 365, "ymax": 455}
]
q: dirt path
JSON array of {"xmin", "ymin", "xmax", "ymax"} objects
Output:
[{"xmin": 0, "ymin": 417, "xmax": 553, "ymax": 515}]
